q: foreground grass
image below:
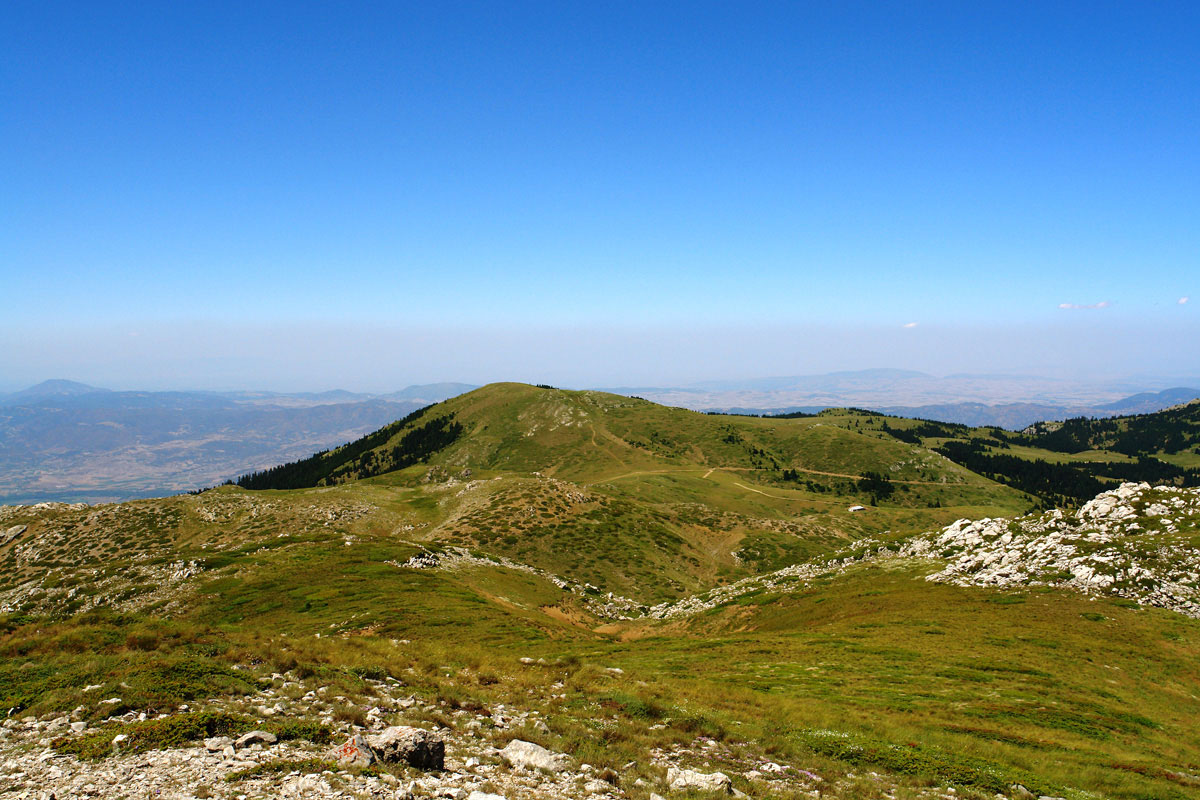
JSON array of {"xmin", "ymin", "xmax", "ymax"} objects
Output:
[
  {"xmin": 52, "ymin": 710, "xmax": 330, "ymax": 760},
  {"xmin": 6, "ymin": 553, "xmax": 1200, "ymax": 799}
]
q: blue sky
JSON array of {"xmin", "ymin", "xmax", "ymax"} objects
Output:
[{"xmin": 2, "ymin": 2, "xmax": 1197, "ymax": 390}]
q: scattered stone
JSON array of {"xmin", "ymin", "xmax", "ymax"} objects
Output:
[{"xmin": 204, "ymin": 736, "xmax": 232, "ymax": 752}]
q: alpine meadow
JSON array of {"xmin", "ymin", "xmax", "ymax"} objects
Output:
[{"xmin": 3, "ymin": 4, "xmax": 1200, "ymax": 800}]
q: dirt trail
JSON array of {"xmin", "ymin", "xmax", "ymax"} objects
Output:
[
  {"xmin": 600, "ymin": 465, "xmax": 953, "ymax": 486},
  {"xmin": 733, "ymin": 482, "xmax": 787, "ymax": 498},
  {"xmin": 725, "ymin": 466, "xmax": 957, "ymax": 486}
]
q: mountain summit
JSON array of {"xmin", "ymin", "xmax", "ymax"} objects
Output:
[{"xmin": 3, "ymin": 379, "xmax": 108, "ymax": 402}]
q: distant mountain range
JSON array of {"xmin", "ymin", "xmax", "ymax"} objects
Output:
[
  {"xmin": 3, "ymin": 372, "xmax": 1199, "ymax": 505},
  {"xmin": 604, "ymin": 370, "xmax": 1200, "ymax": 429},
  {"xmin": 0, "ymin": 381, "xmax": 476, "ymax": 504},
  {"xmin": 0, "ymin": 380, "xmax": 478, "ymax": 409},
  {"xmin": 872, "ymin": 388, "xmax": 1200, "ymax": 429}
]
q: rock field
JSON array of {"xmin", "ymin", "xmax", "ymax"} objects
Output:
[
  {"xmin": 902, "ymin": 482, "xmax": 1200, "ymax": 617},
  {"xmin": 0, "ymin": 668, "xmax": 1006, "ymax": 800}
]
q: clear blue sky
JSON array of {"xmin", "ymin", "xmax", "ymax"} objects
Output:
[{"xmin": 2, "ymin": 2, "xmax": 1197, "ymax": 390}]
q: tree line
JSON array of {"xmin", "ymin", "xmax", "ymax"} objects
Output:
[{"xmin": 234, "ymin": 406, "xmax": 465, "ymax": 490}]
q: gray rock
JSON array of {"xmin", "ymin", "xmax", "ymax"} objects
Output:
[
  {"xmin": 332, "ymin": 733, "xmax": 376, "ymax": 767},
  {"xmin": 667, "ymin": 766, "xmax": 732, "ymax": 794},
  {"xmin": 467, "ymin": 793, "xmax": 506, "ymax": 800},
  {"xmin": 234, "ymin": 730, "xmax": 277, "ymax": 749},
  {"xmin": 500, "ymin": 738, "xmax": 569, "ymax": 772},
  {"xmin": 204, "ymin": 736, "xmax": 232, "ymax": 752},
  {"xmin": 0, "ymin": 525, "xmax": 26, "ymax": 546},
  {"xmin": 368, "ymin": 725, "xmax": 445, "ymax": 769}
]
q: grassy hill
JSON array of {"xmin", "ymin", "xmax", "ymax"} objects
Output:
[
  {"xmin": 229, "ymin": 384, "xmax": 1029, "ymax": 600},
  {"xmin": 3, "ymin": 383, "xmax": 1200, "ymax": 799}
]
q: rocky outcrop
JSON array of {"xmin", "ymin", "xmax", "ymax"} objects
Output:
[
  {"xmin": 900, "ymin": 483, "xmax": 1200, "ymax": 617},
  {"xmin": 368, "ymin": 725, "xmax": 444, "ymax": 769},
  {"xmin": 0, "ymin": 524, "xmax": 26, "ymax": 546}
]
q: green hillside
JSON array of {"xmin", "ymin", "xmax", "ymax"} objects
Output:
[
  {"xmin": 866, "ymin": 402, "xmax": 1200, "ymax": 507},
  {"xmin": 4, "ymin": 383, "xmax": 1200, "ymax": 799},
  {"xmin": 228, "ymin": 384, "xmax": 1029, "ymax": 600}
]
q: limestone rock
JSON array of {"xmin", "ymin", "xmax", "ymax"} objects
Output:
[
  {"xmin": 234, "ymin": 730, "xmax": 277, "ymax": 749},
  {"xmin": 332, "ymin": 732, "xmax": 376, "ymax": 766},
  {"xmin": 0, "ymin": 525, "xmax": 26, "ymax": 546},
  {"xmin": 500, "ymin": 738, "xmax": 569, "ymax": 772},
  {"xmin": 667, "ymin": 766, "xmax": 732, "ymax": 793},
  {"xmin": 368, "ymin": 725, "xmax": 445, "ymax": 769}
]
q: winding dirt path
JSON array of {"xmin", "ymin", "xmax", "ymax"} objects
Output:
[{"xmin": 599, "ymin": 465, "xmax": 953, "ymax": 486}]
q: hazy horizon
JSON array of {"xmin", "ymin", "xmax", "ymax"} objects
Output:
[{"xmin": 3, "ymin": 318, "xmax": 1199, "ymax": 397}]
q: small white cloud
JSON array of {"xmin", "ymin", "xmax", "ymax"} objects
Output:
[
  {"xmin": 1180, "ymin": 296, "xmax": 1190, "ymax": 305},
  {"xmin": 1058, "ymin": 301, "xmax": 1111, "ymax": 310},
  {"xmin": 902, "ymin": 322, "xmax": 918, "ymax": 328}
]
